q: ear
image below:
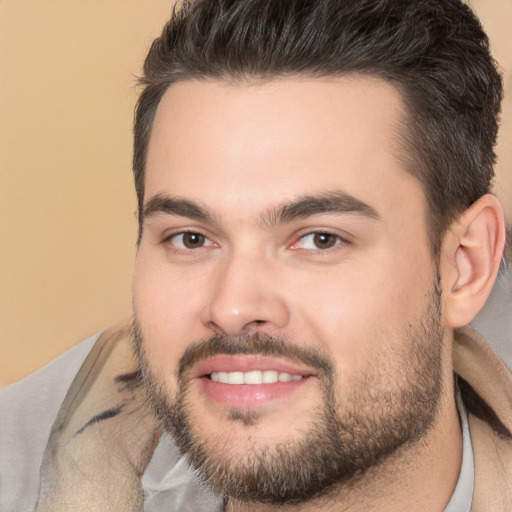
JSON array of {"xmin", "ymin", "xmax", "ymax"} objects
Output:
[{"xmin": 442, "ymin": 194, "xmax": 506, "ymax": 328}]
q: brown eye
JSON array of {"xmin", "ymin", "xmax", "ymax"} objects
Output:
[
  {"xmin": 312, "ymin": 233, "xmax": 338, "ymax": 249},
  {"xmin": 293, "ymin": 232, "xmax": 345, "ymax": 251},
  {"xmin": 169, "ymin": 231, "xmax": 214, "ymax": 249},
  {"xmin": 182, "ymin": 232, "xmax": 205, "ymax": 248}
]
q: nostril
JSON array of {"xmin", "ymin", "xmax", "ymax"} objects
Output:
[{"xmin": 243, "ymin": 319, "xmax": 270, "ymax": 333}]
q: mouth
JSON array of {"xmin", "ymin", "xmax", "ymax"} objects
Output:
[
  {"xmin": 193, "ymin": 355, "xmax": 315, "ymax": 409},
  {"xmin": 209, "ymin": 369, "xmax": 305, "ymax": 384}
]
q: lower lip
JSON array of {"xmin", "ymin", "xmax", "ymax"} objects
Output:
[{"xmin": 198, "ymin": 376, "xmax": 311, "ymax": 408}]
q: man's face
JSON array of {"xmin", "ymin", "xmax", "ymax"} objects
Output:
[{"xmin": 134, "ymin": 77, "xmax": 446, "ymax": 503}]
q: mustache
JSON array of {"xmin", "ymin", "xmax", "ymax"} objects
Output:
[{"xmin": 176, "ymin": 332, "xmax": 335, "ymax": 380}]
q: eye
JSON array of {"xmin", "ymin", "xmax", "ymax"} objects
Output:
[
  {"xmin": 293, "ymin": 232, "xmax": 345, "ymax": 250},
  {"xmin": 166, "ymin": 231, "xmax": 216, "ymax": 250}
]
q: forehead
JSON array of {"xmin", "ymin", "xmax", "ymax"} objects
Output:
[{"xmin": 145, "ymin": 76, "xmax": 424, "ymax": 220}]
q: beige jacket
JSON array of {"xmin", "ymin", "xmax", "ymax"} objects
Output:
[
  {"xmin": 454, "ymin": 326, "xmax": 512, "ymax": 510},
  {"xmin": 34, "ymin": 324, "xmax": 512, "ymax": 511}
]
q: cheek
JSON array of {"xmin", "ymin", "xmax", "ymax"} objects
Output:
[
  {"xmin": 288, "ymin": 251, "xmax": 434, "ymax": 363},
  {"xmin": 133, "ymin": 252, "xmax": 207, "ymax": 368}
]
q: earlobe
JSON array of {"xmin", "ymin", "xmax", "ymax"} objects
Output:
[{"xmin": 443, "ymin": 194, "xmax": 506, "ymax": 328}]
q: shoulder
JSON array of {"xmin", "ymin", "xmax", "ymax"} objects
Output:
[
  {"xmin": 0, "ymin": 333, "xmax": 100, "ymax": 512},
  {"xmin": 454, "ymin": 322, "xmax": 512, "ymax": 511},
  {"xmin": 471, "ymin": 269, "xmax": 512, "ymax": 369},
  {"xmin": 469, "ymin": 413, "xmax": 512, "ymax": 511}
]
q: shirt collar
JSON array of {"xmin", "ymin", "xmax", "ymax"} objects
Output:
[{"xmin": 443, "ymin": 389, "xmax": 475, "ymax": 512}]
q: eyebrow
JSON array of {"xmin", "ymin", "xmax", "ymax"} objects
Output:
[
  {"xmin": 143, "ymin": 194, "xmax": 219, "ymax": 224},
  {"xmin": 266, "ymin": 191, "xmax": 380, "ymax": 226},
  {"xmin": 142, "ymin": 190, "xmax": 380, "ymax": 226}
]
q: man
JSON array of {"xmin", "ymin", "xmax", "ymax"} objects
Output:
[{"xmin": 1, "ymin": 0, "xmax": 511, "ymax": 510}]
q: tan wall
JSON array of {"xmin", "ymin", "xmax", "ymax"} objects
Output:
[
  {"xmin": 471, "ymin": 0, "xmax": 512, "ymax": 220},
  {"xmin": 1, "ymin": 1, "xmax": 511, "ymax": 386},
  {"xmin": 0, "ymin": 1, "xmax": 173, "ymax": 385}
]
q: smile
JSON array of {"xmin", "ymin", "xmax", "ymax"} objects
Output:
[
  {"xmin": 210, "ymin": 370, "xmax": 304, "ymax": 384},
  {"xmin": 192, "ymin": 356, "xmax": 315, "ymax": 408}
]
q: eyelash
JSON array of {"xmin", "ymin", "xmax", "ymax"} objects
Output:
[
  {"xmin": 162, "ymin": 230, "xmax": 217, "ymax": 252},
  {"xmin": 161, "ymin": 229, "xmax": 350, "ymax": 255},
  {"xmin": 290, "ymin": 231, "xmax": 350, "ymax": 253}
]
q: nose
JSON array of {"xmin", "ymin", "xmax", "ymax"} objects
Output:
[{"xmin": 200, "ymin": 254, "xmax": 290, "ymax": 336}]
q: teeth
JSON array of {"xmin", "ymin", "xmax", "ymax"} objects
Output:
[
  {"xmin": 245, "ymin": 370, "xmax": 263, "ymax": 384},
  {"xmin": 262, "ymin": 370, "xmax": 278, "ymax": 383},
  {"xmin": 210, "ymin": 370, "xmax": 303, "ymax": 385},
  {"xmin": 228, "ymin": 372, "xmax": 244, "ymax": 384}
]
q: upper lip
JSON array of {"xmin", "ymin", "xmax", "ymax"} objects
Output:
[{"xmin": 191, "ymin": 355, "xmax": 315, "ymax": 379}]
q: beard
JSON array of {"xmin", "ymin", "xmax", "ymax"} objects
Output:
[{"xmin": 133, "ymin": 282, "xmax": 444, "ymax": 506}]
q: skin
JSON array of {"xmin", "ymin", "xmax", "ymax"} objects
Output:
[{"xmin": 134, "ymin": 76, "xmax": 469, "ymax": 511}]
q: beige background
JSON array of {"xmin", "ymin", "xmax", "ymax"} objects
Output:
[{"xmin": 1, "ymin": 1, "xmax": 511, "ymax": 386}]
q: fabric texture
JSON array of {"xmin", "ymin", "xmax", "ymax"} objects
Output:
[
  {"xmin": 35, "ymin": 324, "xmax": 162, "ymax": 512},
  {"xmin": 0, "ymin": 333, "xmax": 99, "ymax": 512},
  {"xmin": 1, "ymin": 324, "xmax": 511, "ymax": 511},
  {"xmin": 453, "ymin": 326, "xmax": 512, "ymax": 511},
  {"xmin": 471, "ymin": 268, "xmax": 512, "ymax": 370}
]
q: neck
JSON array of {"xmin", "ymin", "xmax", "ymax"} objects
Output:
[{"xmin": 227, "ymin": 382, "xmax": 463, "ymax": 512}]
